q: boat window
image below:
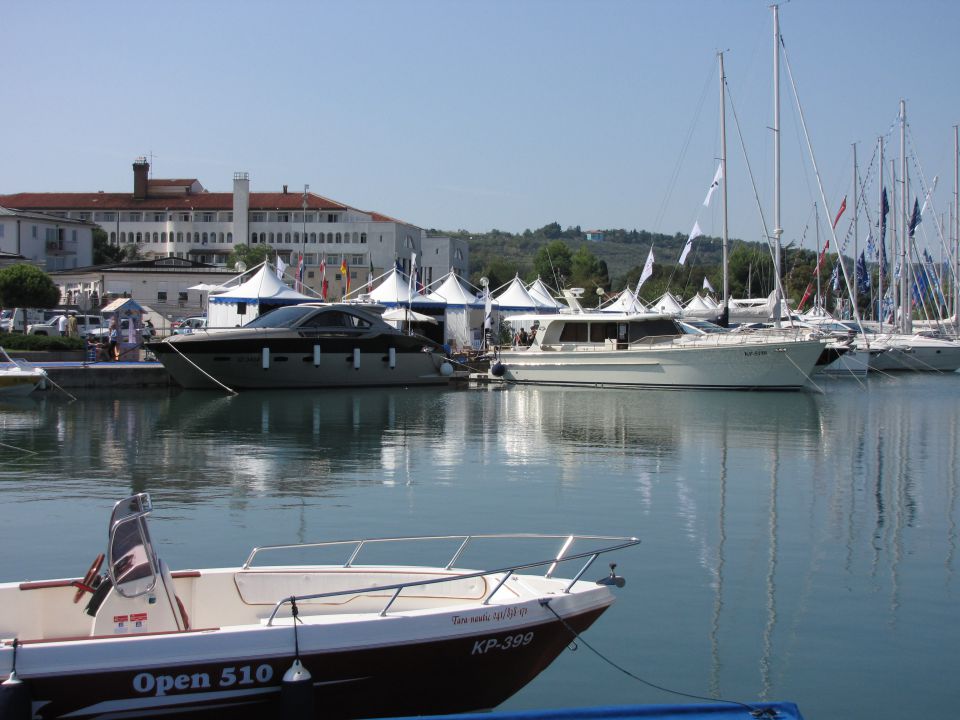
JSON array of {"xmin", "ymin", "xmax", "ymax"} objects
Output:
[
  {"xmin": 589, "ymin": 323, "xmax": 619, "ymax": 342},
  {"xmin": 245, "ymin": 305, "xmax": 316, "ymax": 329},
  {"xmin": 559, "ymin": 322, "xmax": 588, "ymax": 343},
  {"xmin": 301, "ymin": 310, "xmax": 372, "ymax": 330},
  {"xmin": 629, "ymin": 319, "xmax": 682, "ymax": 340},
  {"xmin": 108, "ymin": 495, "xmax": 158, "ymax": 598}
]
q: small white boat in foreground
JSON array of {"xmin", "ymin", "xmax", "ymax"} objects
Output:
[
  {"xmin": 0, "ymin": 347, "xmax": 46, "ymax": 396},
  {"xmin": 0, "ymin": 494, "xmax": 637, "ymax": 719}
]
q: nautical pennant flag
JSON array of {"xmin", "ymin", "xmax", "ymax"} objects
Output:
[
  {"xmin": 276, "ymin": 254, "xmax": 288, "ymax": 279},
  {"xmin": 832, "ymin": 196, "xmax": 847, "ymax": 230},
  {"xmin": 856, "ymin": 251, "xmax": 870, "ymax": 294},
  {"xmin": 830, "ymin": 261, "xmax": 840, "ymax": 293},
  {"xmin": 296, "ymin": 253, "xmax": 304, "ymax": 292},
  {"xmin": 319, "ymin": 256, "xmax": 328, "ymax": 300},
  {"xmin": 908, "ymin": 198, "xmax": 921, "ymax": 238},
  {"xmin": 880, "ymin": 188, "xmax": 889, "ymax": 241},
  {"xmin": 367, "ymin": 258, "xmax": 375, "ymax": 292},
  {"xmin": 340, "ymin": 256, "xmax": 350, "ymax": 298},
  {"xmin": 703, "ymin": 276, "xmax": 715, "ymax": 293},
  {"xmin": 703, "ymin": 163, "xmax": 723, "ymax": 207},
  {"xmin": 678, "ymin": 222, "xmax": 703, "ymax": 266},
  {"xmin": 408, "ymin": 252, "xmax": 417, "ymax": 299},
  {"xmin": 635, "ymin": 246, "xmax": 655, "ymax": 294}
]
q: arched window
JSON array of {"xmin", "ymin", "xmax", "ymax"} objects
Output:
[
  {"xmin": 251, "ymin": 233, "xmax": 258, "ymax": 244},
  {"xmin": 194, "ymin": 232, "xmax": 200, "ymax": 243},
  {"xmin": 294, "ymin": 232, "xmax": 300, "ymax": 244},
  {"xmin": 360, "ymin": 232, "xmax": 367, "ymax": 244},
  {"xmin": 327, "ymin": 233, "xmax": 333, "ymax": 243},
  {"xmin": 269, "ymin": 232, "xmax": 275, "ymax": 243},
  {"xmin": 136, "ymin": 232, "xmax": 142, "ymax": 243},
  {"xmin": 352, "ymin": 232, "xmax": 359, "ymax": 243},
  {"xmin": 110, "ymin": 232, "xmax": 116, "ymax": 243},
  {"xmin": 153, "ymin": 232, "xmax": 159, "ymax": 243},
  {"xmin": 219, "ymin": 232, "xmax": 225, "ymax": 243},
  {"xmin": 202, "ymin": 232, "xmax": 209, "ymax": 244},
  {"xmin": 119, "ymin": 232, "xmax": 126, "ymax": 243},
  {"xmin": 176, "ymin": 232, "xmax": 183, "ymax": 242},
  {"xmin": 336, "ymin": 233, "xmax": 342, "ymax": 244},
  {"xmin": 227, "ymin": 232, "xmax": 233, "ymax": 243},
  {"xmin": 285, "ymin": 232, "xmax": 292, "ymax": 243},
  {"xmin": 161, "ymin": 232, "xmax": 166, "ymax": 242}
]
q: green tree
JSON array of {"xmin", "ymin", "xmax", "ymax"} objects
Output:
[
  {"xmin": 533, "ymin": 240, "xmax": 573, "ymax": 287},
  {"xmin": 93, "ymin": 228, "xmax": 123, "ymax": 265},
  {"xmin": 0, "ymin": 264, "xmax": 61, "ymax": 308},
  {"xmin": 569, "ymin": 245, "xmax": 610, "ymax": 295},
  {"xmin": 228, "ymin": 244, "xmax": 274, "ymax": 270},
  {"xmin": 122, "ymin": 244, "xmax": 143, "ymax": 262},
  {"xmin": 471, "ymin": 257, "xmax": 518, "ymax": 292}
]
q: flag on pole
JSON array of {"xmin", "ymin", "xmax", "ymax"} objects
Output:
[
  {"xmin": 703, "ymin": 276, "xmax": 715, "ymax": 293},
  {"xmin": 678, "ymin": 222, "xmax": 703, "ymax": 266},
  {"xmin": 832, "ymin": 196, "xmax": 847, "ymax": 230},
  {"xmin": 276, "ymin": 254, "xmax": 288, "ymax": 279},
  {"xmin": 319, "ymin": 255, "xmax": 328, "ymax": 300},
  {"xmin": 880, "ymin": 188, "xmax": 889, "ymax": 241},
  {"xmin": 703, "ymin": 163, "xmax": 723, "ymax": 207},
  {"xmin": 367, "ymin": 258, "xmax": 374, "ymax": 292},
  {"xmin": 408, "ymin": 252, "xmax": 417, "ymax": 299},
  {"xmin": 635, "ymin": 246, "xmax": 655, "ymax": 294},
  {"xmin": 296, "ymin": 253, "xmax": 304, "ymax": 292},
  {"xmin": 856, "ymin": 251, "xmax": 870, "ymax": 294},
  {"xmin": 340, "ymin": 256, "xmax": 349, "ymax": 298},
  {"xmin": 908, "ymin": 198, "xmax": 921, "ymax": 238}
]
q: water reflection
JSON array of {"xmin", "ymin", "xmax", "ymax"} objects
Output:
[{"xmin": 0, "ymin": 377, "xmax": 958, "ymax": 720}]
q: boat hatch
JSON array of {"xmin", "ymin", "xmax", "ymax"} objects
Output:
[{"xmin": 107, "ymin": 493, "xmax": 159, "ymax": 598}]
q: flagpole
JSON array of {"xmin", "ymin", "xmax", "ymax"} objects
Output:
[
  {"xmin": 719, "ymin": 50, "xmax": 730, "ymax": 323},
  {"xmin": 954, "ymin": 124, "xmax": 958, "ymax": 327},
  {"xmin": 900, "ymin": 99, "xmax": 911, "ymax": 334},
  {"xmin": 814, "ymin": 202, "xmax": 820, "ymax": 308}
]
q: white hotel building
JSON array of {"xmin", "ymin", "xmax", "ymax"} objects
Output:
[{"xmin": 0, "ymin": 159, "xmax": 468, "ymax": 297}]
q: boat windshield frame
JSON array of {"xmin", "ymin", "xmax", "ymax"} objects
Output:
[
  {"xmin": 107, "ymin": 493, "xmax": 160, "ymax": 598},
  {"xmin": 243, "ymin": 305, "xmax": 378, "ymax": 331}
]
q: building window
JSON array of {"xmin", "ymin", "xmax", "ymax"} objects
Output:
[
  {"xmin": 278, "ymin": 212, "xmax": 290, "ymax": 223},
  {"xmin": 176, "ymin": 232, "xmax": 183, "ymax": 242},
  {"xmin": 251, "ymin": 212, "xmax": 265, "ymax": 222},
  {"xmin": 309, "ymin": 232, "xmax": 317, "ymax": 243},
  {"xmin": 180, "ymin": 212, "xmax": 191, "ymax": 222},
  {"xmin": 335, "ymin": 233, "xmax": 342, "ymax": 244},
  {"xmin": 251, "ymin": 233, "xmax": 258, "ymax": 244},
  {"xmin": 201, "ymin": 212, "xmax": 215, "ymax": 222},
  {"xmin": 327, "ymin": 233, "xmax": 333, "ymax": 243},
  {"xmin": 227, "ymin": 232, "xmax": 233, "ymax": 243},
  {"xmin": 237, "ymin": 302, "xmax": 247, "ymax": 315},
  {"xmin": 157, "ymin": 291, "xmax": 167, "ymax": 303},
  {"xmin": 223, "ymin": 212, "xmax": 233, "ymax": 222},
  {"xmin": 194, "ymin": 232, "xmax": 200, "ymax": 243},
  {"xmin": 110, "ymin": 231, "xmax": 116, "ymax": 243},
  {"xmin": 136, "ymin": 232, "xmax": 142, "ymax": 243},
  {"xmin": 153, "ymin": 232, "xmax": 159, "ymax": 243},
  {"xmin": 202, "ymin": 233, "xmax": 208, "ymax": 245},
  {"xmin": 128, "ymin": 212, "xmax": 142, "ymax": 222},
  {"xmin": 327, "ymin": 214, "xmax": 337, "ymax": 222},
  {"xmin": 305, "ymin": 213, "xmax": 315, "ymax": 223},
  {"xmin": 285, "ymin": 232, "xmax": 291, "ymax": 243},
  {"xmin": 179, "ymin": 291, "xmax": 188, "ymax": 304},
  {"xmin": 360, "ymin": 233, "xmax": 367, "ymax": 244},
  {"xmin": 153, "ymin": 212, "xmax": 165, "ymax": 222},
  {"xmin": 352, "ymin": 255, "xmax": 364, "ymax": 265},
  {"xmin": 294, "ymin": 232, "xmax": 300, "ymax": 244}
]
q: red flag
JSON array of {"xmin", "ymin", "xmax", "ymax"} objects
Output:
[
  {"xmin": 832, "ymin": 196, "xmax": 847, "ymax": 230},
  {"xmin": 319, "ymin": 255, "xmax": 328, "ymax": 300}
]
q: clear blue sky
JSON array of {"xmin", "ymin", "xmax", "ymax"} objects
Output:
[{"xmin": 4, "ymin": 0, "xmax": 960, "ymax": 255}]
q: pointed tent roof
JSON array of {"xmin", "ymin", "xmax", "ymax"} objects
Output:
[
  {"xmin": 368, "ymin": 268, "xmax": 440, "ymax": 307},
  {"xmin": 684, "ymin": 294, "xmax": 714, "ymax": 312},
  {"xmin": 650, "ymin": 292, "xmax": 683, "ymax": 316},
  {"xmin": 426, "ymin": 272, "xmax": 485, "ymax": 307},
  {"xmin": 209, "ymin": 263, "xmax": 314, "ymax": 305},
  {"xmin": 601, "ymin": 287, "xmax": 646, "ymax": 314},
  {"xmin": 494, "ymin": 275, "xmax": 539, "ymax": 311},
  {"xmin": 526, "ymin": 277, "xmax": 564, "ymax": 310}
]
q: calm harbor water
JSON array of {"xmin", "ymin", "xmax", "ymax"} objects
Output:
[{"xmin": 1, "ymin": 374, "xmax": 958, "ymax": 719}]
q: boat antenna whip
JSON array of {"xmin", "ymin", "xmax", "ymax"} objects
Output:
[{"xmin": 539, "ymin": 600, "xmax": 778, "ymax": 718}]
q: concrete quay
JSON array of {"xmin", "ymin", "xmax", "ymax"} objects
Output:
[{"xmin": 35, "ymin": 361, "xmax": 176, "ymax": 390}]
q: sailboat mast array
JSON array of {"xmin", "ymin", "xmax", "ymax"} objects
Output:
[
  {"xmin": 877, "ymin": 136, "xmax": 885, "ymax": 330},
  {"xmin": 900, "ymin": 99, "xmax": 911, "ymax": 334},
  {"xmin": 719, "ymin": 50, "xmax": 730, "ymax": 320}
]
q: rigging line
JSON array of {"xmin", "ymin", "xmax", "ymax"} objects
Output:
[
  {"xmin": 0, "ymin": 441, "xmax": 38, "ymax": 456},
  {"xmin": 778, "ymin": 31, "xmax": 865, "ymax": 335},
  {"xmin": 779, "ymin": 347, "xmax": 823, "ymax": 394},
  {"xmin": 651, "ymin": 61, "xmax": 716, "ymax": 235},
  {"xmin": 165, "ymin": 339, "xmax": 238, "ymax": 395},
  {"xmin": 538, "ymin": 600, "xmax": 769, "ymax": 717}
]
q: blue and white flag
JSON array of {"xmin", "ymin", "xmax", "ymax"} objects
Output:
[
  {"xmin": 830, "ymin": 262, "xmax": 840, "ymax": 293},
  {"xmin": 678, "ymin": 222, "xmax": 703, "ymax": 266},
  {"xmin": 703, "ymin": 164, "xmax": 723, "ymax": 207},
  {"xmin": 856, "ymin": 251, "xmax": 870, "ymax": 294},
  {"xmin": 636, "ymin": 246, "xmax": 655, "ymax": 294}
]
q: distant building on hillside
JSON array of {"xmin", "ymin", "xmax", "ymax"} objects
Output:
[
  {"xmin": 585, "ymin": 230, "xmax": 604, "ymax": 242},
  {"xmin": 0, "ymin": 159, "xmax": 467, "ymax": 297}
]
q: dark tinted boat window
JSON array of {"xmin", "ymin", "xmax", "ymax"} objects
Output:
[
  {"xmin": 559, "ymin": 322, "xmax": 588, "ymax": 342},
  {"xmin": 245, "ymin": 306, "xmax": 316, "ymax": 328},
  {"xmin": 629, "ymin": 319, "xmax": 682, "ymax": 340},
  {"xmin": 301, "ymin": 311, "xmax": 372, "ymax": 330}
]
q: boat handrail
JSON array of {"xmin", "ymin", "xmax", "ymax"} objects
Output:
[
  {"xmin": 252, "ymin": 533, "xmax": 640, "ymax": 625},
  {"xmin": 540, "ymin": 328, "xmax": 817, "ymax": 352}
]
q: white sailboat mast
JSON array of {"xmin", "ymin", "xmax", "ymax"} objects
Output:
[
  {"xmin": 900, "ymin": 99, "xmax": 911, "ymax": 333},
  {"xmin": 877, "ymin": 136, "xmax": 885, "ymax": 331},
  {"xmin": 719, "ymin": 50, "xmax": 730, "ymax": 313},
  {"xmin": 954, "ymin": 124, "xmax": 958, "ymax": 323},
  {"xmin": 772, "ymin": 4, "xmax": 783, "ymax": 326},
  {"xmin": 852, "ymin": 143, "xmax": 858, "ymax": 313}
]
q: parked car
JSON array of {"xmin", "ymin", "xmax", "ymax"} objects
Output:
[
  {"xmin": 28, "ymin": 314, "xmax": 104, "ymax": 338},
  {"xmin": 88, "ymin": 318, "xmax": 156, "ymax": 342},
  {"xmin": 172, "ymin": 316, "xmax": 207, "ymax": 334}
]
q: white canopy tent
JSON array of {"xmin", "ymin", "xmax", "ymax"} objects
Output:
[
  {"xmin": 601, "ymin": 287, "xmax": 647, "ymax": 314},
  {"xmin": 426, "ymin": 272, "xmax": 493, "ymax": 351},
  {"xmin": 649, "ymin": 292, "xmax": 684, "ymax": 316},
  {"xmin": 494, "ymin": 276, "xmax": 540, "ymax": 314},
  {"xmin": 525, "ymin": 277, "xmax": 564, "ymax": 311},
  {"xmin": 367, "ymin": 269, "xmax": 440, "ymax": 309},
  {"xmin": 207, "ymin": 263, "xmax": 315, "ymax": 327}
]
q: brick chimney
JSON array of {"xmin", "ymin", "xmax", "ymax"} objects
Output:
[{"xmin": 133, "ymin": 157, "xmax": 149, "ymax": 199}]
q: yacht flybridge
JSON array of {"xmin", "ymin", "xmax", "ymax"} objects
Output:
[{"xmin": 0, "ymin": 494, "xmax": 637, "ymax": 719}]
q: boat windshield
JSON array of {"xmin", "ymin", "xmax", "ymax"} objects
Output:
[
  {"xmin": 245, "ymin": 305, "xmax": 376, "ymax": 331},
  {"xmin": 108, "ymin": 494, "xmax": 158, "ymax": 598},
  {"xmin": 244, "ymin": 306, "xmax": 321, "ymax": 329}
]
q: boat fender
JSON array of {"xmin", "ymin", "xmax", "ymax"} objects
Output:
[
  {"xmin": 440, "ymin": 361, "xmax": 454, "ymax": 376},
  {"xmin": 491, "ymin": 361, "xmax": 506, "ymax": 377},
  {"xmin": 0, "ymin": 641, "xmax": 30, "ymax": 720},
  {"xmin": 281, "ymin": 659, "xmax": 315, "ymax": 720}
]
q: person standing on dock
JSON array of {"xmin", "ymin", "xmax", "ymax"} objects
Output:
[
  {"xmin": 57, "ymin": 314, "xmax": 68, "ymax": 336},
  {"xmin": 107, "ymin": 317, "xmax": 119, "ymax": 361},
  {"xmin": 67, "ymin": 312, "xmax": 78, "ymax": 338}
]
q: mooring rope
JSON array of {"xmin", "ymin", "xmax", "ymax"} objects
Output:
[
  {"xmin": 540, "ymin": 600, "xmax": 778, "ymax": 718},
  {"xmin": 165, "ymin": 340, "xmax": 237, "ymax": 395}
]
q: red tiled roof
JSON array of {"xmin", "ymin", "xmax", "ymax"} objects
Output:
[
  {"xmin": 0, "ymin": 191, "xmax": 351, "ymax": 212},
  {"xmin": 147, "ymin": 179, "xmax": 198, "ymax": 187}
]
